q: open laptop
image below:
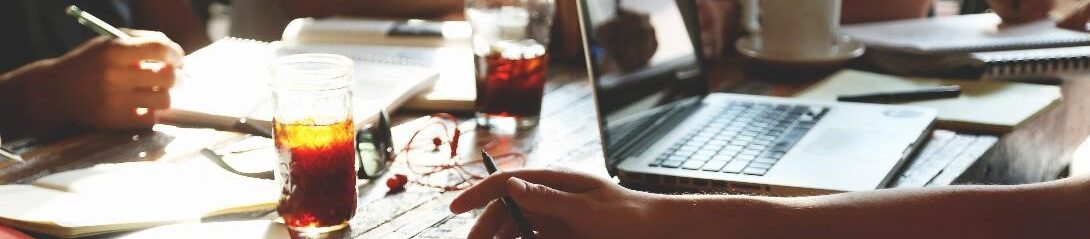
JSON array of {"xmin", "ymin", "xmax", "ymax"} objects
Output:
[{"xmin": 576, "ymin": 0, "xmax": 938, "ymax": 195}]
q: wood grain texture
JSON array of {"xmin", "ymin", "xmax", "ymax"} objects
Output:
[{"xmin": 2, "ymin": 61, "xmax": 1087, "ymax": 238}]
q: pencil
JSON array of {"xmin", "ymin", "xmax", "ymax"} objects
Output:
[
  {"xmin": 65, "ymin": 5, "xmax": 131, "ymax": 39},
  {"xmin": 0, "ymin": 149, "xmax": 23, "ymax": 163},
  {"xmin": 481, "ymin": 150, "xmax": 536, "ymax": 239}
]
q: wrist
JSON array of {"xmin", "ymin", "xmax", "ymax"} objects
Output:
[
  {"xmin": 16, "ymin": 59, "xmax": 69, "ymax": 135},
  {"xmin": 653, "ymin": 194, "xmax": 796, "ymax": 239}
]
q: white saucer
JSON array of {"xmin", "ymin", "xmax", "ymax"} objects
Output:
[{"xmin": 735, "ymin": 35, "xmax": 865, "ymax": 65}]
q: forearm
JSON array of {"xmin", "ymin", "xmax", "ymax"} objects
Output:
[
  {"xmin": 659, "ymin": 176, "xmax": 1090, "ymax": 239},
  {"xmin": 0, "ymin": 60, "xmax": 65, "ymax": 138},
  {"xmin": 282, "ymin": 0, "xmax": 464, "ymax": 19}
]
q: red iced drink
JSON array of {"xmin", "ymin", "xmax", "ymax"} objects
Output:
[
  {"xmin": 475, "ymin": 40, "xmax": 548, "ymax": 124},
  {"xmin": 274, "ymin": 119, "xmax": 357, "ymax": 232}
]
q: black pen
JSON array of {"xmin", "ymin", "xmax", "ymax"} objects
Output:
[
  {"xmin": 481, "ymin": 150, "xmax": 536, "ymax": 239},
  {"xmin": 837, "ymin": 85, "xmax": 961, "ymax": 104}
]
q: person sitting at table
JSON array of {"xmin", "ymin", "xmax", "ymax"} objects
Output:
[
  {"xmin": 450, "ymin": 168, "xmax": 1090, "ymax": 239},
  {"xmin": 0, "ymin": 0, "xmax": 207, "ymax": 138}
]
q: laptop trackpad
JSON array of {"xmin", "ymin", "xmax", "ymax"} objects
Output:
[{"xmin": 802, "ymin": 128, "xmax": 905, "ymax": 161}]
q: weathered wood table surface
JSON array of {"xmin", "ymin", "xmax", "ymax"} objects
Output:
[{"xmin": 2, "ymin": 58, "xmax": 1088, "ymax": 238}]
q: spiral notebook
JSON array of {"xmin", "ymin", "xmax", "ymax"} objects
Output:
[
  {"xmin": 162, "ymin": 37, "xmax": 439, "ymax": 130},
  {"xmin": 842, "ymin": 13, "xmax": 1090, "ymax": 80}
]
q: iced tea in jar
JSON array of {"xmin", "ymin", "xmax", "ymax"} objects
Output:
[{"xmin": 270, "ymin": 53, "xmax": 356, "ymax": 233}]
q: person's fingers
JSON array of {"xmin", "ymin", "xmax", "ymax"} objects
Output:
[
  {"xmin": 105, "ymin": 37, "xmax": 184, "ymax": 66},
  {"xmin": 504, "ymin": 177, "xmax": 584, "ymax": 218},
  {"xmin": 1058, "ymin": 4, "xmax": 1090, "ymax": 31},
  {"xmin": 468, "ymin": 200, "xmax": 511, "ymax": 239},
  {"xmin": 128, "ymin": 91, "xmax": 172, "ymax": 110},
  {"xmin": 96, "ymin": 104, "xmax": 157, "ymax": 129},
  {"xmin": 497, "ymin": 213, "xmax": 572, "ymax": 239},
  {"xmin": 106, "ymin": 64, "xmax": 177, "ymax": 91},
  {"xmin": 122, "ymin": 29, "xmax": 169, "ymax": 40},
  {"xmin": 450, "ymin": 169, "xmax": 603, "ymax": 214}
]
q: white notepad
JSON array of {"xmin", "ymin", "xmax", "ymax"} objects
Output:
[
  {"xmin": 842, "ymin": 13, "xmax": 1090, "ymax": 54},
  {"xmin": 795, "ymin": 70, "xmax": 1062, "ymax": 133}
]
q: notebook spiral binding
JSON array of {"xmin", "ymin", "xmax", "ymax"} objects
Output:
[
  {"xmin": 978, "ymin": 46, "xmax": 1090, "ymax": 78},
  {"xmin": 275, "ymin": 45, "xmax": 429, "ymax": 67},
  {"xmin": 933, "ymin": 38, "xmax": 1090, "ymax": 54}
]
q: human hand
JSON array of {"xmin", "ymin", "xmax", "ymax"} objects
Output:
[
  {"xmin": 1057, "ymin": 2, "xmax": 1090, "ymax": 31},
  {"xmin": 449, "ymin": 169, "xmax": 669, "ymax": 239},
  {"xmin": 29, "ymin": 30, "xmax": 183, "ymax": 130},
  {"xmin": 697, "ymin": 0, "xmax": 734, "ymax": 59},
  {"xmin": 987, "ymin": 0, "xmax": 1053, "ymax": 26}
]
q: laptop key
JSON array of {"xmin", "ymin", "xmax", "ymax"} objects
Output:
[
  {"xmin": 696, "ymin": 149, "xmax": 717, "ymax": 156},
  {"xmin": 723, "ymin": 145, "xmax": 744, "ymax": 152},
  {"xmin": 749, "ymin": 162, "xmax": 774, "ymax": 169},
  {"xmin": 740, "ymin": 149, "xmax": 761, "ymax": 156},
  {"xmin": 691, "ymin": 154, "xmax": 713, "ymax": 162},
  {"xmin": 666, "ymin": 156, "xmax": 688, "ymax": 163},
  {"xmin": 702, "ymin": 160, "xmax": 728, "ymax": 171},
  {"xmin": 735, "ymin": 155, "xmax": 757, "ymax": 162},
  {"xmin": 747, "ymin": 145, "xmax": 767, "ymax": 151},
  {"xmin": 674, "ymin": 150, "xmax": 696, "ymax": 156},
  {"xmin": 743, "ymin": 167, "xmax": 768, "ymax": 176},
  {"xmin": 722, "ymin": 160, "xmax": 748, "ymax": 173},
  {"xmin": 712, "ymin": 155, "xmax": 733, "ymax": 161},
  {"xmin": 755, "ymin": 157, "xmax": 778, "ymax": 164},
  {"xmin": 682, "ymin": 160, "xmax": 705, "ymax": 170},
  {"xmin": 661, "ymin": 160, "xmax": 684, "ymax": 168}
]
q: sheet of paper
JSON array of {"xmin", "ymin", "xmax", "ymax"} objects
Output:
[{"xmin": 0, "ymin": 161, "xmax": 278, "ymax": 237}]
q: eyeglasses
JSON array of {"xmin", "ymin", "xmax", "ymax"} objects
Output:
[{"xmin": 203, "ymin": 111, "xmax": 394, "ymax": 180}]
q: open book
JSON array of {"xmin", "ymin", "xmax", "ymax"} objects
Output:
[
  {"xmin": 281, "ymin": 17, "xmax": 477, "ymax": 112},
  {"xmin": 0, "ymin": 161, "xmax": 278, "ymax": 238},
  {"xmin": 163, "ymin": 37, "xmax": 441, "ymax": 130}
]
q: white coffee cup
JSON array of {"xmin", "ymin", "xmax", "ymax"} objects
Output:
[{"xmin": 743, "ymin": 0, "xmax": 841, "ymax": 59}]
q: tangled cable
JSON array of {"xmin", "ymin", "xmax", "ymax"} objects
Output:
[{"xmin": 390, "ymin": 113, "xmax": 526, "ymax": 191}]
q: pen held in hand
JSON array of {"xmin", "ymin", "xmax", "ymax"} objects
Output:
[
  {"xmin": 837, "ymin": 85, "xmax": 962, "ymax": 104},
  {"xmin": 481, "ymin": 150, "xmax": 537, "ymax": 239},
  {"xmin": 65, "ymin": 5, "xmax": 193, "ymax": 84}
]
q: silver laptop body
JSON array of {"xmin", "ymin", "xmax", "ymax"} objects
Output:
[{"xmin": 576, "ymin": 0, "xmax": 937, "ymax": 195}]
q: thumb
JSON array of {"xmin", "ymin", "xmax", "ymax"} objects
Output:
[{"xmin": 505, "ymin": 177, "xmax": 582, "ymax": 218}]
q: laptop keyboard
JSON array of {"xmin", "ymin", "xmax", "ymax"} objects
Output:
[{"xmin": 649, "ymin": 102, "xmax": 828, "ymax": 176}]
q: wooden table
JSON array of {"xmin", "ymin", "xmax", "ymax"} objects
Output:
[{"xmin": 2, "ymin": 57, "xmax": 1088, "ymax": 238}]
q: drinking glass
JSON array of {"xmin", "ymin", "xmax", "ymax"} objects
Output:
[
  {"xmin": 467, "ymin": 0, "xmax": 556, "ymax": 129},
  {"xmin": 270, "ymin": 53, "xmax": 357, "ymax": 233}
]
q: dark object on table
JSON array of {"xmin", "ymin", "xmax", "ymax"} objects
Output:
[{"xmin": 837, "ymin": 85, "xmax": 962, "ymax": 104}]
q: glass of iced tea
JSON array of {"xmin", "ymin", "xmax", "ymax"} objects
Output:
[
  {"xmin": 270, "ymin": 53, "xmax": 356, "ymax": 233},
  {"xmin": 467, "ymin": 0, "xmax": 555, "ymax": 129}
]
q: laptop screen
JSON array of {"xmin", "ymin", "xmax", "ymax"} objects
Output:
[{"xmin": 579, "ymin": 0, "xmax": 707, "ymax": 167}]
